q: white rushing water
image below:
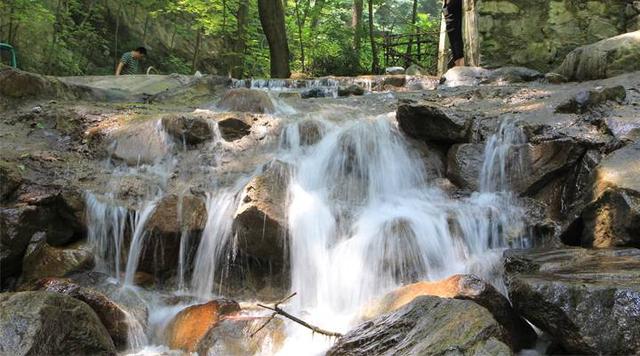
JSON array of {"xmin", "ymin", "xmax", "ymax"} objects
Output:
[{"xmin": 82, "ymin": 87, "xmax": 530, "ymax": 355}]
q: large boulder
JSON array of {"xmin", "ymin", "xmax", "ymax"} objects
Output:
[
  {"xmin": 196, "ymin": 316, "xmax": 285, "ymax": 355},
  {"xmin": 22, "ymin": 278, "xmax": 133, "ymax": 350},
  {"xmin": 440, "ymin": 66, "xmax": 491, "ymax": 87},
  {"xmin": 108, "ymin": 119, "xmax": 172, "ymax": 166},
  {"xmin": 555, "ymin": 31, "xmax": 640, "ymax": 81},
  {"xmin": 138, "ymin": 193, "xmax": 207, "ymax": 275},
  {"xmin": 0, "ymin": 291, "xmax": 116, "ymax": 355},
  {"xmin": 364, "ymin": 274, "xmax": 536, "ymax": 350},
  {"xmin": 572, "ymin": 140, "xmax": 640, "ymax": 247},
  {"xmin": 504, "ymin": 248, "xmax": 640, "ymax": 355},
  {"xmin": 21, "ymin": 232, "xmax": 94, "ymax": 282},
  {"xmin": 396, "ymin": 100, "xmax": 472, "ymax": 144},
  {"xmin": 164, "ymin": 299, "xmax": 241, "ymax": 352},
  {"xmin": 234, "ymin": 160, "xmax": 290, "ymax": 265},
  {"xmin": 446, "ymin": 139, "xmax": 584, "ymax": 194},
  {"xmin": 0, "ymin": 188, "xmax": 85, "ymax": 281},
  {"xmin": 555, "ymin": 85, "xmax": 626, "ymax": 114},
  {"xmin": 328, "ymin": 296, "xmax": 512, "ymax": 355},
  {"xmin": 217, "ymin": 88, "xmax": 275, "ymax": 114},
  {"xmin": 215, "ymin": 113, "xmax": 253, "ymax": 141},
  {"xmin": 483, "ymin": 67, "xmax": 544, "ymax": 84}
]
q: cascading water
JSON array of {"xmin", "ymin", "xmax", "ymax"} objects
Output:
[{"xmin": 80, "ymin": 83, "xmax": 532, "ymax": 355}]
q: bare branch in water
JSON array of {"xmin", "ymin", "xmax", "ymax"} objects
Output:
[{"xmin": 253, "ymin": 292, "xmax": 342, "ymax": 338}]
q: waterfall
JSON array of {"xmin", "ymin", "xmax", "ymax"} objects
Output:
[
  {"xmin": 86, "ymin": 193, "xmax": 129, "ymax": 279},
  {"xmin": 123, "ymin": 199, "xmax": 160, "ymax": 286},
  {"xmin": 479, "ymin": 118, "xmax": 526, "ymax": 192}
]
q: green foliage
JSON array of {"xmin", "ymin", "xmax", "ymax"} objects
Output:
[{"xmin": 0, "ymin": 0, "xmax": 441, "ymax": 77}]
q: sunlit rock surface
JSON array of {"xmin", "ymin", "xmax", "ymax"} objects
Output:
[{"xmin": 164, "ymin": 299, "xmax": 240, "ymax": 351}]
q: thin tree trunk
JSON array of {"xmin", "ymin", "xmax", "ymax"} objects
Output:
[
  {"xmin": 352, "ymin": 0, "xmax": 363, "ymax": 56},
  {"xmin": 114, "ymin": 3, "xmax": 122, "ymax": 68},
  {"xmin": 258, "ymin": 0, "xmax": 291, "ymax": 78},
  {"xmin": 294, "ymin": 0, "xmax": 306, "ymax": 72},
  {"xmin": 309, "ymin": 0, "xmax": 325, "ymax": 30},
  {"xmin": 368, "ymin": 0, "xmax": 379, "ymax": 73},
  {"xmin": 170, "ymin": 15, "xmax": 178, "ymax": 50},
  {"xmin": 46, "ymin": 0, "xmax": 63, "ymax": 74},
  {"xmin": 192, "ymin": 26, "xmax": 203, "ymax": 72},
  {"xmin": 232, "ymin": 0, "xmax": 249, "ymax": 77},
  {"xmin": 405, "ymin": 0, "xmax": 418, "ymax": 68},
  {"xmin": 142, "ymin": 13, "xmax": 150, "ymax": 43}
]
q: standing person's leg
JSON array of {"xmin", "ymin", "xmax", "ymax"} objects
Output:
[{"xmin": 444, "ymin": 0, "xmax": 465, "ymax": 67}]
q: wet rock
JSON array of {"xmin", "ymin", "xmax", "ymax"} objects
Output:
[
  {"xmin": 396, "ymin": 100, "xmax": 472, "ymax": 144},
  {"xmin": 164, "ymin": 299, "xmax": 241, "ymax": 351},
  {"xmin": 484, "ymin": 67, "xmax": 544, "ymax": 84},
  {"xmin": 573, "ymin": 140, "xmax": 640, "ymax": 247},
  {"xmin": 385, "ymin": 66, "xmax": 405, "ymax": 75},
  {"xmin": 544, "ymin": 72, "xmax": 568, "ymax": 84},
  {"xmin": 328, "ymin": 295, "xmax": 512, "ymax": 356},
  {"xmin": 161, "ymin": 113, "xmax": 214, "ymax": 145},
  {"xmin": 295, "ymin": 119, "xmax": 324, "ymax": 146},
  {"xmin": 22, "ymin": 278, "xmax": 132, "ymax": 350},
  {"xmin": 217, "ymin": 114, "xmax": 253, "ymax": 141},
  {"xmin": 504, "ymin": 248, "xmax": 640, "ymax": 355},
  {"xmin": 0, "ymin": 160, "xmax": 22, "ymax": 202},
  {"xmin": 301, "ymin": 87, "xmax": 336, "ymax": 99},
  {"xmin": 217, "ymin": 88, "xmax": 275, "ymax": 114},
  {"xmin": 446, "ymin": 143, "xmax": 485, "ymax": 191},
  {"xmin": 555, "ymin": 30, "xmax": 640, "ymax": 81},
  {"xmin": 196, "ymin": 316, "xmax": 285, "ymax": 355},
  {"xmin": 338, "ymin": 85, "xmax": 365, "ymax": 97},
  {"xmin": 440, "ymin": 66, "xmax": 491, "ymax": 87},
  {"xmin": 21, "ymin": 232, "xmax": 94, "ymax": 282},
  {"xmin": 364, "ymin": 274, "xmax": 536, "ymax": 350},
  {"xmin": 138, "ymin": 194, "xmax": 207, "ymax": 275},
  {"xmin": 446, "ymin": 139, "xmax": 584, "ymax": 194},
  {"xmin": 109, "ymin": 119, "xmax": 172, "ymax": 165},
  {"xmin": 555, "ymin": 85, "xmax": 626, "ymax": 114},
  {"xmin": 234, "ymin": 160, "xmax": 290, "ymax": 265},
  {"xmin": 0, "ymin": 291, "xmax": 116, "ymax": 355}
]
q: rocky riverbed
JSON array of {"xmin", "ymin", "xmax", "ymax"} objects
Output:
[{"xmin": 1, "ymin": 32, "xmax": 640, "ymax": 355}]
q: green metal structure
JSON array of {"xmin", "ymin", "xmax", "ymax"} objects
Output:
[{"xmin": 0, "ymin": 43, "xmax": 17, "ymax": 68}]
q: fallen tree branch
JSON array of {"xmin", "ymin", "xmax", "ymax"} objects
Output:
[{"xmin": 254, "ymin": 292, "xmax": 342, "ymax": 338}]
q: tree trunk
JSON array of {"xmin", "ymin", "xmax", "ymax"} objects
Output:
[
  {"xmin": 368, "ymin": 0, "xmax": 379, "ymax": 73},
  {"xmin": 352, "ymin": 0, "xmax": 363, "ymax": 55},
  {"xmin": 192, "ymin": 26, "xmax": 203, "ymax": 72},
  {"xmin": 294, "ymin": 0, "xmax": 306, "ymax": 72},
  {"xmin": 46, "ymin": 0, "xmax": 63, "ymax": 74},
  {"xmin": 114, "ymin": 3, "xmax": 122, "ymax": 68},
  {"xmin": 405, "ymin": 0, "xmax": 418, "ymax": 68},
  {"xmin": 232, "ymin": 0, "xmax": 249, "ymax": 77},
  {"xmin": 142, "ymin": 13, "xmax": 150, "ymax": 43},
  {"xmin": 258, "ymin": 0, "xmax": 291, "ymax": 78},
  {"xmin": 310, "ymin": 0, "xmax": 326, "ymax": 31}
]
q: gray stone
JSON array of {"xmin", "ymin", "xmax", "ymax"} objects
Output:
[
  {"xmin": 217, "ymin": 88, "xmax": 275, "ymax": 114},
  {"xmin": 555, "ymin": 85, "xmax": 626, "ymax": 114},
  {"xmin": 162, "ymin": 113, "xmax": 214, "ymax": 146},
  {"xmin": 505, "ymin": 248, "xmax": 640, "ymax": 355},
  {"xmin": 397, "ymin": 100, "xmax": 472, "ymax": 144},
  {"xmin": 328, "ymin": 296, "xmax": 512, "ymax": 356},
  {"xmin": 0, "ymin": 291, "xmax": 116, "ymax": 355}
]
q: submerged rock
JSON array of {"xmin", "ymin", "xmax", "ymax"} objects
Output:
[
  {"xmin": 338, "ymin": 84, "xmax": 365, "ymax": 97},
  {"xmin": 0, "ymin": 291, "xmax": 116, "ymax": 355},
  {"xmin": 196, "ymin": 316, "xmax": 285, "ymax": 355},
  {"xmin": 217, "ymin": 88, "xmax": 275, "ymax": 114},
  {"xmin": 364, "ymin": 274, "xmax": 536, "ymax": 350},
  {"xmin": 22, "ymin": 278, "xmax": 133, "ymax": 350},
  {"xmin": 555, "ymin": 30, "xmax": 640, "ymax": 81},
  {"xmin": 162, "ymin": 113, "xmax": 214, "ymax": 146},
  {"xmin": 164, "ymin": 299, "xmax": 241, "ymax": 352},
  {"xmin": 446, "ymin": 139, "xmax": 584, "ymax": 194},
  {"xmin": 396, "ymin": 100, "xmax": 472, "ymax": 144},
  {"xmin": 329, "ymin": 295, "xmax": 512, "ymax": 355},
  {"xmin": 234, "ymin": 160, "xmax": 290, "ymax": 265},
  {"xmin": 138, "ymin": 193, "xmax": 207, "ymax": 275},
  {"xmin": 505, "ymin": 248, "xmax": 640, "ymax": 355}
]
